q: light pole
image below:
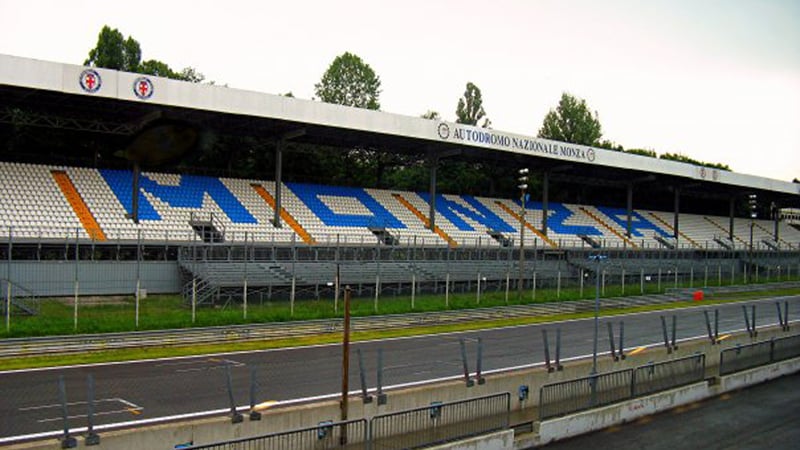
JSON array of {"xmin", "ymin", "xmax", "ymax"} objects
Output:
[
  {"xmin": 588, "ymin": 254, "xmax": 607, "ymax": 377},
  {"xmin": 517, "ymin": 168, "xmax": 529, "ymax": 300},
  {"xmin": 748, "ymin": 194, "xmax": 757, "ymax": 283}
]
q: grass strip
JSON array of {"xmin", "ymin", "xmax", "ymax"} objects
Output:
[{"xmin": 1, "ymin": 291, "xmax": 792, "ymax": 371}]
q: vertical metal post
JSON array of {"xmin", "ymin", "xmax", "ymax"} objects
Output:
[
  {"xmin": 658, "ymin": 267, "xmax": 662, "ymax": 292},
  {"xmin": 376, "ymin": 348, "xmax": 386, "ymax": 405},
  {"xmin": 59, "ymin": 375, "xmax": 77, "ymax": 448},
  {"xmin": 592, "ymin": 256, "xmax": 600, "ymax": 375},
  {"xmin": 618, "ymin": 321, "xmax": 625, "ymax": 359},
  {"xmin": 555, "ymin": 328, "xmax": 563, "ymax": 370},
  {"xmin": 85, "ymin": 374, "xmax": 99, "ymax": 445},
  {"xmin": 580, "ymin": 268, "xmax": 584, "ymax": 297},
  {"xmin": 445, "ymin": 272, "xmax": 450, "ymax": 308},
  {"xmin": 357, "ymin": 349, "xmax": 372, "ymax": 403},
  {"xmin": 249, "ymin": 366, "xmax": 261, "ymax": 420},
  {"xmin": 504, "ymin": 270, "xmax": 510, "ymax": 304},
  {"xmin": 532, "ymin": 271, "xmax": 537, "ymax": 301},
  {"xmin": 557, "ymin": 271, "xmax": 561, "ymax": 299},
  {"xmin": 607, "ymin": 322, "xmax": 617, "ymax": 361},
  {"xmin": 459, "ymin": 338, "xmax": 474, "ymax": 387},
  {"xmin": 243, "ymin": 232, "xmax": 248, "ymax": 320},
  {"xmin": 671, "ymin": 315, "xmax": 678, "ymax": 349},
  {"xmin": 518, "ymin": 189, "xmax": 526, "ymax": 301},
  {"xmin": 135, "ymin": 228, "xmax": 141, "ymax": 329},
  {"xmin": 73, "ymin": 228, "xmax": 79, "ymax": 331},
  {"xmin": 340, "ymin": 286, "xmax": 352, "ymax": 435},
  {"xmin": 476, "ymin": 272, "xmax": 481, "ymax": 304},
  {"xmin": 776, "ymin": 302, "xmax": 784, "ymax": 329},
  {"xmin": 714, "ymin": 309, "xmax": 719, "ymax": 341},
  {"xmin": 640, "ymin": 268, "xmax": 644, "ymax": 294},
  {"xmin": 783, "ymin": 301, "xmax": 790, "ymax": 332},
  {"xmin": 751, "ymin": 304, "xmax": 757, "ymax": 337},
  {"xmin": 225, "ymin": 363, "xmax": 243, "ymax": 423},
  {"xmin": 476, "ymin": 336, "xmax": 485, "ymax": 385},
  {"xmin": 5, "ymin": 227, "xmax": 10, "ymax": 332},
  {"xmin": 411, "ymin": 272, "xmax": 416, "ymax": 310},
  {"xmin": 542, "ymin": 329, "xmax": 552, "ymax": 372},
  {"xmin": 273, "ymin": 140, "xmax": 283, "ymax": 228},
  {"xmin": 704, "ymin": 310, "xmax": 715, "ymax": 344},
  {"xmin": 621, "ymin": 268, "xmax": 625, "ymax": 295},
  {"xmin": 742, "ymin": 305, "xmax": 752, "ymax": 337},
  {"xmin": 660, "ymin": 316, "xmax": 671, "ymax": 353}
]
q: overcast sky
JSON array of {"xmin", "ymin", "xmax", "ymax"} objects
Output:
[{"xmin": 1, "ymin": 0, "xmax": 798, "ymax": 181}]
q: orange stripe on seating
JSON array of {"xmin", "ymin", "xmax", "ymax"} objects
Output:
[
  {"xmin": 494, "ymin": 201, "xmax": 558, "ymax": 248},
  {"xmin": 251, "ymin": 184, "xmax": 316, "ymax": 244},
  {"xmin": 51, "ymin": 170, "xmax": 106, "ymax": 241},
  {"xmin": 392, "ymin": 193, "xmax": 457, "ymax": 247},
  {"xmin": 580, "ymin": 207, "xmax": 637, "ymax": 248},
  {"xmin": 646, "ymin": 212, "xmax": 701, "ymax": 249}
]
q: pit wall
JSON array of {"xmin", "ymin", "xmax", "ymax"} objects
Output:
[{"xmin": 7, "ymin": 325, "xmax": 796, "ymax": 450}]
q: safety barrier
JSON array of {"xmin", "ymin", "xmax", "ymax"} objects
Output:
[
  {"xmin": 632, "ymin": 354, "xmax": 706, "ymax": 397},
  {"xmin": 369, "ymin": 393, "xmax": 510, "ymax": 450},
  {"xmin": 539, "ymin": 369, "xmax": 633, "ymax": 420},
  {"xmin": 187, "ymin": 418, "xmax": 368, "ymax": 450},
  {"xmin": 720, "ymin": 334, "xmax": 800, "ymax": 375}
]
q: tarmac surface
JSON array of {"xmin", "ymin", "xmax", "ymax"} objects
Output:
[
  {"xmin": 542, "ymin": 371, "xmax": 800, "ymax": 450},
  {"xmin": 0, "ymin": 295, "xmax": 797, "ymax": 440}
]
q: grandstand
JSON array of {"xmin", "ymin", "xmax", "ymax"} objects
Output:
[{"xmin": 0, "ymin": 53, "xmax": 799, "ymax": 308}]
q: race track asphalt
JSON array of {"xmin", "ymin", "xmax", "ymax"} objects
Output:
[{"xmin": 0, "ymin": 295, "xmax": 797, "ymax": 440}]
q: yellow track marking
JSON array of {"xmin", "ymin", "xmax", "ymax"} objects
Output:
[{"xmin": 628, "ymin": 346, "xmax": 646, "ymax": 356}]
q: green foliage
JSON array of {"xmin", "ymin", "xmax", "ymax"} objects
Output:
[
  {"xmin": 84, "ymin": 25, "xmax": 205, "ymax": 83},
  {"xmin": 314, "ymin": 52, "xmax": 381, "ymax": 110},
  {"xmin": 625, "ymin": 148, "xmax": 658, "ymax": 158},
  {"xmin": 421, "ymin": 110, "xmax": 440, "ymax": 120},
  {"xmin": 84, "ymin": 26, "xmax": 140, "ymax": 72},
  {"xmin": 538, "ymin": 92, "xmax": 602, "ymax": 146},
  {"xmin": 659, "ymin": 152, "xmax": 730, "ymax": 171},
  {"xmin": 596, "ymin": 139, "xmax": 624, "ymax": 151},
  {"xmin": 456, "ymin": 82, "xmax": 490, "ymax": 127}
]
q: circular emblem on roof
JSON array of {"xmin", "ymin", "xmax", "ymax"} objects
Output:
[
  {"xmin": 79, "ymin": 69, "xmax": 102, "ymax": 93},
  {"xmin": 133, "ymin": 77, "xmax": 154, "ymax": 100},
  {"xmin": 587, "ymin": 148, "xmax": 596, "ymax": 162},
  {"xmin": 437, "ymin": 122, "xmax": 450, "ymax": 140},
  {"xmin": 700, "ymin": 167, "xmax": 707, "ymax": 179}
]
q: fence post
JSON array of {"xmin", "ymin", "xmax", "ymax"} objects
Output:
[
  {"xmin": 555, "ymin": 328, "xmax": 563, "ymax": 370},
  {"xmin": 783, "ymin": 301, "xmax": 790, "ymax": 332},
  {"xmin": 226, "ymin": 363, "xmax": 243, "ymax": 423},
  {"xmin": 607, "ymin": 322, "xmax": 618, "ymax": 361},
  {"xmin": 742, "ymin": 305, "xmax": 753, "ymax": 337},
  {"xmin": 671, "ymin": 315, "xmax": 678, "ymax": 349},
  {"xmin": 660, "ymin": 316, "xmax": 672, "ymax": 353},
  {"xmin": 59, "ymin": 375, "xmax": 77, "ymax": 448},
  {"xmin": 476, "ymin": 336, "xmax": 485, "ymax": 385},
  {"xmin": 376, "ymin": 348, "xmax": 386, "ymax": 405},
  {"xmin": 459, "ymin": 338, "xmax": 474, "ymax": 387},
  {"xmin": 704, "ymin": 310, "xmax": 716, "ymax": 344},
  {"xmin": 542, "ymin": 329, "xmax": 552, "ymax": 373},
  {"xmin": 249, "ymin": 367, "xmax": 261, "ymax": 421},
  {"xmin": 618, "ymin": 321, "xmax": 625, "ymax": 359},
  {"xmin": 751, "ymin": 304, "xmax": 757, "ymax": 338},
  {"xmin": 357, "ymin": 349, "xmax": 372, "ymax": 404},
  {"xmin": 85, "ymin": 374, "xmax": 99, "ymax": 445}
]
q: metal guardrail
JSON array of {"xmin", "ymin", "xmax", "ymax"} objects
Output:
[
  {"xmin": 1, "ymin": 282, "xmax": 796, "ymax": 358},
  {"xmin": 632, "ymin": 354, "xmax": 706, "ymax": 397},
  {"xmin": 369, "ymin": 393, "xmax": 510, "ymax": 450},
  {"xmin": 720, "ymin": 334, "xmax": 800, "ymax": 376},
  {"xmin": 186, "ymin": 418, "xmax": 368, "ymax": 450},
  {"xmin": 539, "ymin": 369, "xmax": 633, "ymax": 420},
  {"xmin": 540, "ymin": 354, "xmax": 708, "ymax": 420}
]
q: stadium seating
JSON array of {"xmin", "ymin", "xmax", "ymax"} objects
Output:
[{"xmin": 0, "ymin": 161, "xmax": 798, "ymax": 250}]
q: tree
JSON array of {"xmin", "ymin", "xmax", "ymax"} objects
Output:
[
  {"xmin": 538, "ymin": 93, "xmax": 602, "ymax": 146},
  {"xmin": 314, "ymin": 52, "xmax": 381, "ymax": 110},
  {"xmin": 421, "ymin": 110, "xmax": 440, "ymax": 120},
  {"xmin": 456, "ymin": 82, "xmax": 490, "ymax": 127},
  {"xmin": 84, "ymin": 25, "xmax": 205, "ymax": 83},
  {"xmin": 84, "ymin": 26, "xmax": 141, "ymax": 72}
]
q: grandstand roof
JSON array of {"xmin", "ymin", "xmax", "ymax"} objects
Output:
[{"xmin": 1, "ymin": 53, "xmax": 798, "ymax": 206}]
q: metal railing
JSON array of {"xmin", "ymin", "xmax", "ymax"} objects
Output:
[
  {"xmin": 369, "ymin": 393, "xmax": 510, "ymax": 450},
  {"xmin": 720, "ymin": 335, "xmax": 800, "ymax": 375},
  {"xmin": 539, "ymin": 369, "xmax": 633, "ymax": 420},
  {"xmin": 632, "ymin": 354, "xmax": 706, "ymax": 397},
  {"xmin": 186, "ymin": 418, "xmax": 368, "ymax": 450}
]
